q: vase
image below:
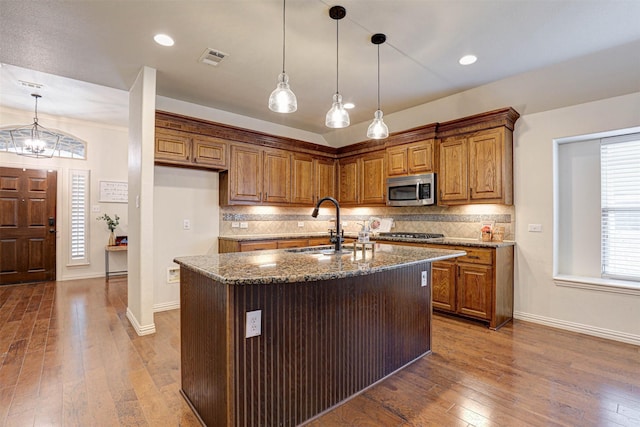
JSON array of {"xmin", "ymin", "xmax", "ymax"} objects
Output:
[{"xmin": 108, "ymin": 230, "xmax": 116, "ymax": 246}]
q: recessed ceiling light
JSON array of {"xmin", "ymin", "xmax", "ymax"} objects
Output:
[
  {"xmin": 344, "ymin": 102, "xmax": 355, "ymax": 109},
  {"xmin": 154, "ymin": 34, "xmax": 174, "ymax": 47},
  {"xmin": 459, "ymin": 55, "xmax": 477, "ymax": 65}
]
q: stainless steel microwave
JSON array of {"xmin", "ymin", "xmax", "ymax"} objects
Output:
[{"xmin": 386, "ymin": 173, "xmax": 436, "ymax": 206}]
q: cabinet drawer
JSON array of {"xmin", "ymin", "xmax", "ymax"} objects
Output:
[
  {"xmin": 456, "ymin": 247, "xmax": 493, "ymax": 265},
  {"xmin": 239, "ymin": 241, "xmax": 278, "ymax": 252},
  {"xmin": 277, "ymin": 239, "xmax": 309, "ymax": 249}
]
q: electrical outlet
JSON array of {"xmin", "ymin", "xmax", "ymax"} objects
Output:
[
  {"xmin": 231, "ymin": 222, "xmax": 240, "ymax": 228},
  {"xmin": 240, "ymin": 222, "xmax": 249, "ymax": 229},
  {"xmin": 421, "ymin": 271, "xmax": 427, "ymax": 287},
  {"xmin": 167, "ymin": 267, "xmax": 180, "ymax": 283},
  {"xmin": 298, "ymin": 221, "xmax": 304, "ymax": 228},
  {"xmin": 183, "ymin": 219, "xmax": 191, "ymax": 230},
  {"xmin": 528, "ymin": 224, "xmax": 542, "ymax": 232},
  {"xmin": 91, "ymin": 205, "xmax": 101, "ymax": 213},
  {"xmin": 245, "ymin": 310, "xmax": 262, "ymax": 338}
]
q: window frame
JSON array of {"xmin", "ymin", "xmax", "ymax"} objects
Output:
[{"xmin": 68, "ymin": 169, "xmax": 90, "ymax": 266}]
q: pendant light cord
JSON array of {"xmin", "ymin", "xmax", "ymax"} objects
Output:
[
  {"xmin": 376, "ymin": 44, "xmax": 380, "ymax": 110},
  {"xmin": 281, "ymin": 0, "xmax": 286, "ymax": 73},
  {"xmin": 335, "ymin": 17, "xmax": 339, "ymax": 95}
]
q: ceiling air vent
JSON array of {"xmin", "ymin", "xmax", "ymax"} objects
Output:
[
  {"xmin": 199, "ymin": 48, "xmax": 228, "ymax": 67},
  {"xmin": 18, "ymin": 80, "xmax": 43, "ymax": 90}
]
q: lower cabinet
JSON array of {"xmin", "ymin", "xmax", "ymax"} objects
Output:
[{"xmin": 430, "ymin": 244, "xmax": 513, "ymax": 329}]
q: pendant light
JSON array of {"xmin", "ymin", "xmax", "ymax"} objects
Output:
[
  {"xmin": 9, "ymin": 94, "xmax": 60, "ymax": 158},
  {"xmin": 367, "ymin": 33, "xmax": 389, "ymax": 139},
  {"xmin": 268, "ymin": 0, "xmax": 297, "ymax": 113},
  {"xmin": 325, "ymin": 5, "xmax": 349, "ymax": 128}
]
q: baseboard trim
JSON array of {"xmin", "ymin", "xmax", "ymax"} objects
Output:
[
  {"xmin": 126, "ymin": 307, "xmax": 156, "ymax": 336},
  {"xmin": 514, "ymin": 311, "xmax": 640, "ymax": 346},
  {"xmin": 153, "ymin": 301, "xmax": 180, "ymax": 312}
]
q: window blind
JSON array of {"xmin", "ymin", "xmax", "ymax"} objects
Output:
[
  {"xmin": 601, "ymin": 134, "xmax": 640, "ymax": 281},
  {"xmin": 69, "ymin": 169, "xmax": 90, "ymax": 264}
]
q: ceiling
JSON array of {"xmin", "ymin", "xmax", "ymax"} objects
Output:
[{"xmin": 1, "ymin": 0, "xmax": 640, "ymax": 143}]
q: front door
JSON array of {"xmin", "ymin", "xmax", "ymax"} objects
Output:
[{"xmin": 0, "ymin": 167, "xmax": 57, "ymax": 285}]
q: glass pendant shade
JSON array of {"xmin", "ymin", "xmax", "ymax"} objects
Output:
[
  {"xmin": 367, "ymin": 109, "xmax": 389, "ymax": 139},
  {"xmin": 9, "ymin": 94, "xmax": 60, "ymax": 158},
  {"xmin": 325, "ymin": 93, "xmax": 350, "ymax": 128},
  {"xmin": 269, "ymin": 72, "xmax": 297, "ymax": 113}
]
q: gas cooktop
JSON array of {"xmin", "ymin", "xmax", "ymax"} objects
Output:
[{"xmin": 378, "ymin": 232, "xmax": 445, "ymax": 239}]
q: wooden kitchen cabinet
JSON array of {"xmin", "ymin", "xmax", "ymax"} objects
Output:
[
  {"xmin": 221, "ymin": 144, "xmax": 292, "ymax": 205},
  {"xmin": 192, "ymin": 135, "xmax": 227, "ymax": 168},
  {"xmin": 263, "ymin": 148, "xmax": 291, "ymax": 204},
  {"xmin": 155, "ymin": 128, "xmax": 227, "ymax": 170},
  {"xmin": 387, "ymin": 139, "xmax": 435, "ymax": 177},
  {"xmin": 338, "ymin": 151, "xmax": 386, "ymax": 206},
  {"xmin": 292, "ymin": 154, "xmax": 336, "ymax": 205},
  {"xmin": 429, "ymin": 244, "xmax": 512, "ymax": 329},
  {"xmin": 219, "ymin": 236, "xmax": 332, "ymax": 253},
  {"xmin": 439, "ymin": 127, "xmax": 512, "ymax": 205},
  {"xmin": 360, "ymin": 152, "xmax": 386, "ymax": 205}
]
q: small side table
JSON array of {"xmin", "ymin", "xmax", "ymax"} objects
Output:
[{"xmin": 105, "ymin": 245, "xmax": 128, "ymax": 279}]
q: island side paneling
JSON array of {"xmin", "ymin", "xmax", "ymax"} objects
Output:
[{"xmin": 179, "ymin": 262, "xmax": 432, "ymax": 426}]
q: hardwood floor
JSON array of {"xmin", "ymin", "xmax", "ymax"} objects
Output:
[{"xmin": 1, "ymin": 278, "xmax": 639, "ymax": 426}]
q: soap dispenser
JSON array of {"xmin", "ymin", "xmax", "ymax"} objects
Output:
[{"xmin": 357, "ymin": 221, "xmax": 370, "ymax": 243}]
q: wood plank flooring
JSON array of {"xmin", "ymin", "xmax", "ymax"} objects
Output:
[{"xmin": 1, "ymin": 277, "xmax": 639, "ymax": 426}]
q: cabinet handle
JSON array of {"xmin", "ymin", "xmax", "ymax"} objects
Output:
[
  {"xmin": 467, "ymin": 255, "xmax": 480, "ymax": 259},
  {"xmin": 457, "ymin": 265, "xmax": 460, "ymax": 276}
]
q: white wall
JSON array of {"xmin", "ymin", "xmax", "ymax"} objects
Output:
[
  {"xmin": 0, "ymin": 105, "xmax": 129, "ymax": 281},
  {"xmin": 514, "ymin": 92, "xmax": 640, "ymax": 344},
  {"xmin": 153, "ymin": 166, "xmax": 220, "ymax": 310}
]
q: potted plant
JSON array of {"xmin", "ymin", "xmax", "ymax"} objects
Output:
[{"xmin": 97, "ymin": 213, "xmax": 120, "ymax": 246}]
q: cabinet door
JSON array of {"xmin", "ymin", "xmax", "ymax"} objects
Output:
[
  {"xmin": 292, "ymin": 154, "xmax": 315, "ymax": 205},
  {"xmin": 439, "ymin": 136, "xmax": 468, "ymax": 203},
  {"xmin": 360, "ymin": 152, "xmax": 386, "ymax": 205},
  {"xmin": 193, "ymin": 135, "xmax": 227, "ymax": 168},
  {"xmin": 386, "ymin": 146, "xmax": 408, "ymax": 176},
  {"xmin": 263, "ymin": 149, "xmax": 291, "ymax": 204},
  {"xmin": 229, "ymin": 145, "xmax": 262, "ymax": 203},
  {"xmin": 315, "ymin": 158, "xmax": 336, "ymax": 201},
  {"xmin": 431, "ymin": 261, "xmax": 456, "ymax": 312},
  {"xmin": 338, "ymin": 157, "xmax": 359, "ymax": 204},
  {"xmin": 155, "ymin": 129, "xmax": 191, "ymax": 163},
  {"xmin": 408, "ymin": 140, "xmax": 434, "ymax": 174},
  {"xmin": 457, "ymin": 263, "xmax": 493, "ymax": 320},
  {"xmin": 469, "ymin": 129, "xmax": 503, "ymax": 201}
]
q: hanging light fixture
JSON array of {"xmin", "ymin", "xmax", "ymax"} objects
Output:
[
  {"xmin": 268, "ymin": 0, "xmax": 297, "ymax": 113},
  {"xmin": 10, "ymin": 94, "xmax": 60, "ymax": 158},
  {"xmin": 367, "ymin": 33, "xmax": 389, "ymax": 139},
  {"xmin": 325, "ymin": 5, "xmax": 349, "ymax": 129}
]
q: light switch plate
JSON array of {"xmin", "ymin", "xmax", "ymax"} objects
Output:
[{"xmin": 240, "ymin": 222, "xmax": 249, "ymax": 229}]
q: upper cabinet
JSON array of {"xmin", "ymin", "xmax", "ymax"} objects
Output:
[
  {"xmin": 155, "ymin": 128, "xmax": 227, "ymax": 170},
  {"xmin": 338, "ymin": 151, "xmax": 386, "ymax": 206},
  {"xmin": 222, "ymin": 145, "xmax": 336, "ymax": 206},
  {"xmin": 437, "ymin": 107, "xmax": 519, "ymax": 206},
  {"xmin": 386, "ymin": 139, "xmax": 435, "ymax": 177},
  {"xmin": 221, "ymin": 144, "xmax": 291, "ymax": 206},
  {"xmin": 439, "ymin": 128, "xmax": 510, "ymax": 205},
  {"xmin": 156, "ymin": 108, "xmax": 519, "ymax": 207}
]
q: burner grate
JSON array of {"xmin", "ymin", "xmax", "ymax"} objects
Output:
[{"xmin": 378, "ymin": 232, "xmax": 444, "ymax": 239}]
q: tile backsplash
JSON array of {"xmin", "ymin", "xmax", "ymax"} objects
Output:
[{"xmin": 221, "ymin": 204, "xmax": 515, "ymax": 240}]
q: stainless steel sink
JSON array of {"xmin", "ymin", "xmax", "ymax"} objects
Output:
[{"xmin": 285, "ymin": 245, "xmax": 353, "ymax": 255}]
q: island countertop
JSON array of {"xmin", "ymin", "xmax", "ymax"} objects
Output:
[{"xmin": 174, "ymin": 243, "xmax": 465, "ymax": 285}]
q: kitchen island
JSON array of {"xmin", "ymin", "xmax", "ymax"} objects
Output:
[{"xmin": 174, "ymin": 243, "xmax": 465, "ymax": 426}]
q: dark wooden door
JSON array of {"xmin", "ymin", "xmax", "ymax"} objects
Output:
[{"xmin": 0, "ymin": 167, "xmax": 57, "ymax": 285}]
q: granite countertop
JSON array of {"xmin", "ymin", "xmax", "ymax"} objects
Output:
[
  {"xmin": 218, "ymin": 233, "xmax": 515, "ymax": 248},
  {"xmin": 174, "ymin": 243, "xmax": 465, "ymax": 285},
  {"xmin": 373, "ymin": 236, "xmax": 516, "ymax": 248}
]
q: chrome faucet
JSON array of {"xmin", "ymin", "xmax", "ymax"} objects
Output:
[{"xmin": 312, "ymin": 196, "xmax": 343, "ymax": 252}]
